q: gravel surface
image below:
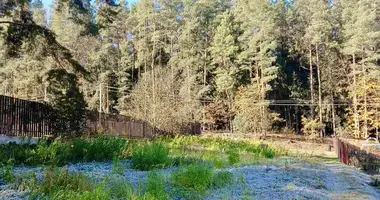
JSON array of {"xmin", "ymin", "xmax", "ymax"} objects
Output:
[{"xmin": 1, "ymin": 160, "xmax": 379, "ymax": 200}]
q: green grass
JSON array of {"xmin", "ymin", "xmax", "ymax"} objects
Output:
[
  {"xmin": 0, "ymin": 137, "xmax": 127, "ymax": 166},
  {"xmin": 171, "ymin": 164, "xmax": 214, "ymax": 194},
  {"xmin": 163, "ymin": 135, "xmax": 281, "ymax": 167},
  {"xmin": 170, "ymin": 163, "xmax": 234, "ymax": 199},
  {"xmin": 227, "ymin": 148, "xmax": 240, "ymax": 166},
  {"xmin": 0, "ymin": 135, "xmax": 281, "ymax": 169},
  {"xmin": 0, "ymin": 135, "xmax": 284, "ymax": 200},
  {"xmin": 111, "ymin": 155, "xmax": 125, "ymax": 175},
  {"xmin": 212, "ymin": 171, "xmax": 234, "ymax": 188},
  {"xmin": 0, "ymin": 165, "xmax": 16, "ymax": 184},
  {"xmin": 132, "ymin": 142, "xmax": 170, "ymax": 171},
  {"xmin": 39, "ymin": 167, "xmax": 93, "ymax": 197},
  {"xmin": 143, "ymin": 171, "xmax": 169, "ymax": 200}
]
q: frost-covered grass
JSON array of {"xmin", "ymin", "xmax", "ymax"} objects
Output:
[
  {"xmin": 0, "ymin": 135, "xmax": 281, "ymax": 169},
  {"xmin": 2, "ymin": 159, "xmax": 380, "ymax": 200},
  {"xmin": 0, "ymin": 135, "xmax": 297, "ymax": 199}
]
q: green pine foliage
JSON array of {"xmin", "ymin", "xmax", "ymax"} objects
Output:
[{"xmin": 0, "ymin": 0, "xmax": 379, "ymax": 138}]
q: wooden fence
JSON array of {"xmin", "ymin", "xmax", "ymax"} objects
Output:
[
  {"xmin": 0, "ymin": 95, "xmax": 201, "ymax": 138},
  {"xmin": 0, "ymin": 95, "xmax": 54, "ymax": 137},
  {"xmin": 334, "ymin": 138, "xmax": 380, "ymax": 174}
]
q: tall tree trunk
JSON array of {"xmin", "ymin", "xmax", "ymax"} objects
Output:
[
  {"xmin": 144, "ymin": 60, "xmax": 147, "ymax": 118},
  {"xmin": 260, "ymin": 65, "xmax": 266, "ymax": 136},
  {"xmin": 316, "ymin": 45, "xmax": 323, "ymax": 137},
  {"xmin": 332, "ymin": 95, "xmax": 336, "ymax": 136},
  {"xmin": 328, "ymin": 54, "xmax": 336, "ymax": 136},
  {"xmin": 203, "ymin": 36, "xmax": 208, "ymax": 131},
  {"xmin": 309, "ymin": 46, "xmax": 315, "ymax": 118},
  {"xmin": 362, "ymin": 47, "xmax": 368, "ymax": 138},
  {"xmin": 352, "ymin": 53, "xmax": 360, "ymax": 138},
  {"xmin": 187, "ymin": 65, "xmax": 191, "ymax": 97},
  {"xmin": 170, "ymin": 37, "xmax": 174, "ymax": 85},
  {"xmin": 151, "ymin": 33, "xmax": 156, "ymax": 130}
]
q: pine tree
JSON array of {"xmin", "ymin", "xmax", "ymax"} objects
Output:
[
  {"xmin": 234, "ymin": 0, "xmax": 280, "ymax": 135},
  {"xmin": 341, "ymin": 0, "xmax": 380, "ymax": 138},
  {"xmin": 210, "ymin": 11, "xmax": 239, "ymax": 132}
]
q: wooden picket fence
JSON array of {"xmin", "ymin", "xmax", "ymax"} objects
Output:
[
  {"xmin": 0, "ymin": 95, "xmax": 201, "ymax": 138},
  {"xmin": 334, "ymin": 138, "xmax": 380, "ymax": 174}
]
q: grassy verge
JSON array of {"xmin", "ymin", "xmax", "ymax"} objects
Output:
[{"xmin": 0, "ymin": 135, "xmax": 283, "ymax": 170}]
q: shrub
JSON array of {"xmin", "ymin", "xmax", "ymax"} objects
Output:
[
  {"xmin": 70, "ymin": 137, "xmax": 126, "ymax": 162},
  {"xmin": 371, "ymin": 177, "xmax": 380, "ymax": 189},
  {"xmin": 109, "ymin": 179, "xmax": 135, "ymax": 199},
  {"xmin": 132, "ymin": 142, "xmax": 170, "ymax": 171},
  {"xmin": 171, "ymin": 164, "xmax": 214, "ymax": 194},
  {"xmin": 52, "ymin": 183, "xmax": 110, "ymax": 200},
  {"xmin": 0, "ymin": 165, "xmax": 16, "ymax": 183},
  {"xmin": 260, "ymin": 148, "xmax": 275, "ymax": 159},
  {"xmin": 0, "ymin": 143, "xmax": 36, "ymax": 165},
  {"xmin": 226, "ymin": 149, "xmax": 240, "ymax": 166},
  {"xmin": 202, "ymin": 152, "xmax": 227, "ymax": 169},
  {"xmin": 111, "ymin": 155, "xmax": 125, "ymax": 175},
  {"xmin": 212, "ymin": 171, "xmax": 233, "ymax": 188},
  {"xmin": 144, "ymin": 171, "xmax": 169, "ymax": 200},
  {"xmin": 39, "ymin": 167, "xmax": 92, "ymax": 196},
  {"xmin": 171, "ymin": 156, "xmax": 204, "ymax": 166},
  {"xmin": 17, "ymin": 170, "xmax": 38, "ymax": 191},
  {"xmin": 34, "ymin": 141, "xmax": 70, "ymax": 166},
  {"xmin": 0, "ymin": 137, "xmax": 128, "ymax": 166}
]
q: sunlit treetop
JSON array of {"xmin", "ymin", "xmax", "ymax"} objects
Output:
[{"xmin": 0, "ymin": 0, "xmax": 118, "ymax": 74}]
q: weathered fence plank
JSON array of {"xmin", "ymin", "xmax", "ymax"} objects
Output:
[
  {"xmin": 0, "ymin": 95, "xmax": 201, "ymax": 138},
  {"xmin": 334, "ymin": 138, "xmax": 380, "ymax": 174}
]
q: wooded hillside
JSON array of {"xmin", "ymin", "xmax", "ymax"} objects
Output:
[{"xmin": 0, "ymin": 0, "xmax": 379, "ymax": 138}]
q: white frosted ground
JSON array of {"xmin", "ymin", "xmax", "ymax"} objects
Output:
[{"xmin": 1, "ymin": 160, "xmax": 380, "ymax": 200}]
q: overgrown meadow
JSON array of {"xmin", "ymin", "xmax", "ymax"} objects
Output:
[{"xmin": 0, "ymin": 136, "xmax": 284, "ymax": 199}]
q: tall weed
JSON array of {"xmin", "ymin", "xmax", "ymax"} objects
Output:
[
  {"xmin": 39, "ymin": 167, "xmax": 92, "ymax": 196},
  {"xmin": 171, "ymin": 164, "xmax": 214, "ymax": 194},
  {"xmin": 132, "ymin": 142, "xmax": 170, "ymax": 171}
]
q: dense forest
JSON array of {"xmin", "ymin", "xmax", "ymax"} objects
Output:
[{"xmin": 0, "ymin": 0, "xmax": 379, "ymax": 139}]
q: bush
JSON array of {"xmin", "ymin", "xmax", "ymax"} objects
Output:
[
  {"xmin": 226, "ymin": 149, "xmax": 240, "ymax": 166},
  {"xmin": 111, "ymin": 155, "xmax": 125, "ymax": 175},
  {"xmin": 212, "ymin": 171, "xmax": 233, "ymax": 188},
  {"xmin": 0, "ymin": 143, "xmax": 36, "ymax": 166},
  {"xmin": 202, "ymin": 151, "xmax": 228, "ymax": 169},
  {"xmin": 109, "ymin": 179, "xmax": 135, "ymax": 199},
  {"xmin": 52, "ymin": 183, "xmax": 110, "ymax": 200},
  {"xmin": 0, "ymin": 165, "xmax": 16, "ymax": 184},
  {"xmin": 0, "ymin": 137, "xmax": 128, "ymax": 166},
  {"xmin": 132, "ymin": 142, "xmax": 170, "ymax": 171},
  {"xmin": 17, "ymin": 170, "xmax": 38, "ymax": 192},
  {"xmin": 171, "ymin": 156, "xmax": 204, "ymax": 166},
  {"xmin": 34, "ymin": 141, "xmax": 70, "ymax": 165},
  {"xmin": 144, "ymin": 171, "xmax": 169, "ymax": 200},
  {"xmin": 70, "ymin": 137, "xmax": 126, "ymax": 162},
  {"xmin": 171, "ymin": 164, "xmax": 214, "ymax": 194},
  {"xmin": 246, "ymin": 143, "xmax": 276, "ymax": 159},
  {"xmin": 39, "ymin": 167, "xmax": 92, "ymax": 196}
]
